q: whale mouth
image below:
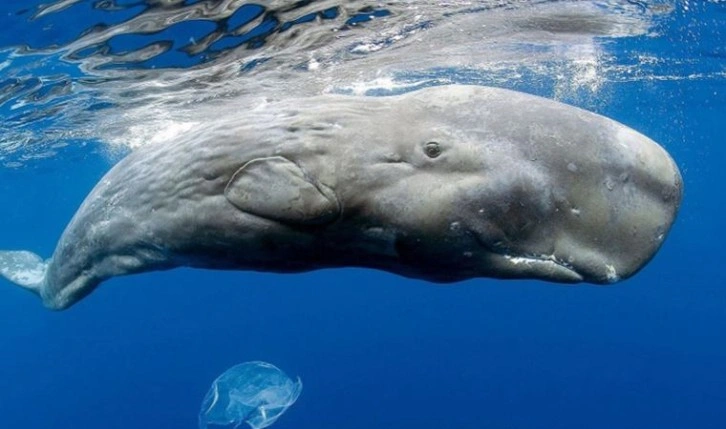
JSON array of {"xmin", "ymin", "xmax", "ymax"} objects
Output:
[
  {"xmin": 468, "ymin": 231, "xmax": 585, "ymax": 283},
  {"xmin": 492, "ymin": 253, "xmax": 585, "ymax": 283}
]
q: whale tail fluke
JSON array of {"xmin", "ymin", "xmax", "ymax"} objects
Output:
[{"xmin": 0, "ymin": 250, "xmax": 48, "ymax": 295}]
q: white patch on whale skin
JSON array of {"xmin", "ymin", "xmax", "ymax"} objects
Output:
[
  {"xmin": 504, "ymin": 253, "xmax": 568, "ymax": 267},
  {"xmin": 504, "ymin": 253, "xmax": 577, "ymax": 270},
  {"xmin": 605, "ymin": 264, "xmax": 620, "ymax": 283}
]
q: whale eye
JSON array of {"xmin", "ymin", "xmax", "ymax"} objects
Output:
[{"xmin": 424, "ymin": 141, "xmax": 441, "ymax": 158}]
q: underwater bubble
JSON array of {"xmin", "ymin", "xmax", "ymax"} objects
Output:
[{"xmin": 199, "ymin": 361, "xmax": 302, "ymax": 429}]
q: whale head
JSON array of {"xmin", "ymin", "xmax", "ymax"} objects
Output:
[{"xmin": 340, "ymin": 85, "xmax": 683, "ymax": 284}]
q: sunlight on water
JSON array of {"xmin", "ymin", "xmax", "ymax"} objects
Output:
[{"xmin": 0, "ymin": 0, "xmax": 722, "ymax": 167}]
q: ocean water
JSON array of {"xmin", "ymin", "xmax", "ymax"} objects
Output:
[{"xmin": 0, "ymin": 1, "xmax": 724, "ymax": 428}]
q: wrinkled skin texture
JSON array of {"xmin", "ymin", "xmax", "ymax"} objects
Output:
[{"xmin": 1, "ymin": 85, "xmax": 682, "ymax": 310}]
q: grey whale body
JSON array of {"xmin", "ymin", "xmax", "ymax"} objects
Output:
[{"xmin": 0, "ymin": 85, "xmax": 682, "ymax": 310}]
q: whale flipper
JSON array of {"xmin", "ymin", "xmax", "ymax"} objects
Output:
[
  {"xmin": 0, "ymin": 250, "xmax": 47, "ymax": 294},
  {"xmin": 225, "ymin": 156, "xmax": 340, "ymax": 225}
]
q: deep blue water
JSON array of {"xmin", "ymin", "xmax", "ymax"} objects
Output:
[{"xmin": 1, "ymin": 2, "xmax": 726, "ymax": 429}]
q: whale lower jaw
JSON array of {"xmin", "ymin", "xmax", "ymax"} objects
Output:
[
  {"xmin": 490, "ymin": 253, "xmax": 584, "ymax": 283},
  {"xmin": 493, "ymin": 253, "xmax": 625, "ymax": 284}
]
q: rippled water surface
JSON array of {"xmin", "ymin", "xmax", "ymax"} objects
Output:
[
  {"xmin": 1, "ymin": 0, "xmax": 723, "ymax": 163},
  {"xmin": 1, "ymin": 2, "xmax": 726, "ymax": 429}
]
